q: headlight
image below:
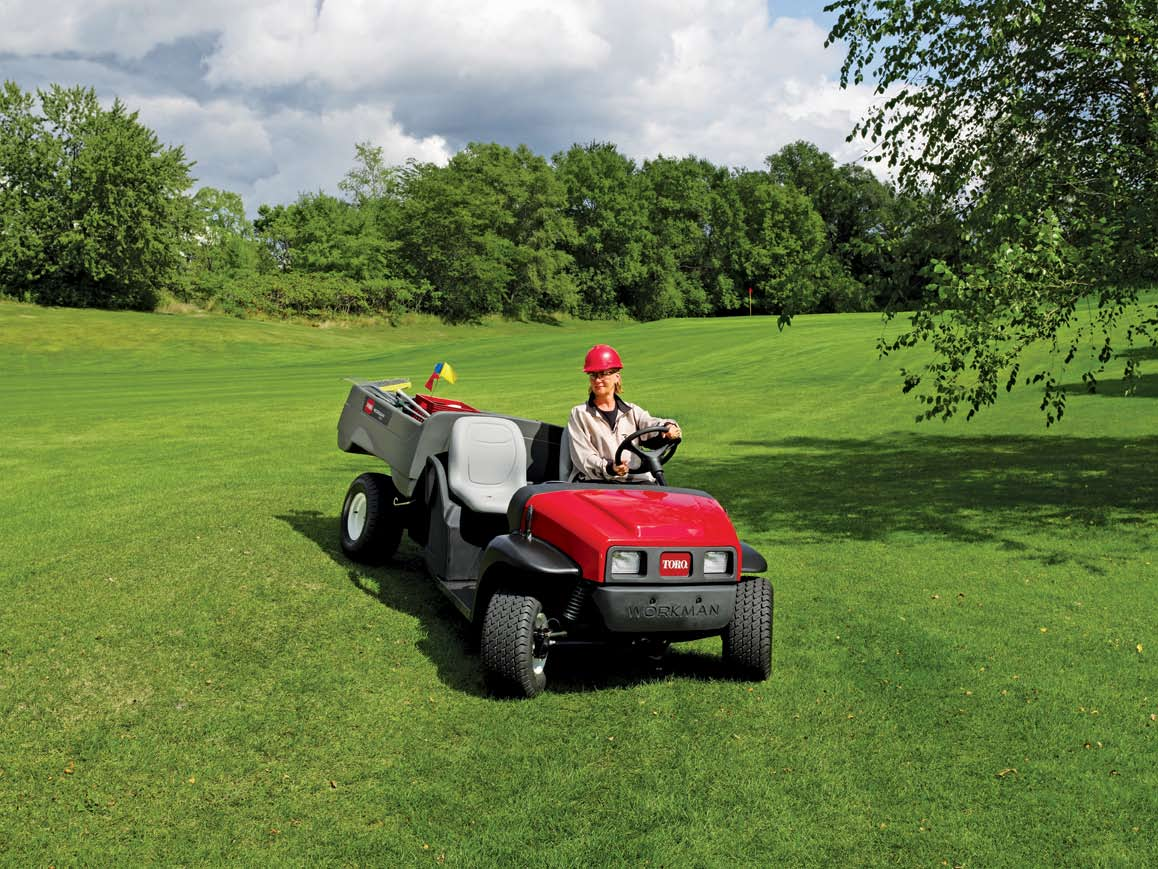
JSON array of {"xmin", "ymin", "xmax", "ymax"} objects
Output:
[
  {"xmin": 704, "ymin": 550, "xmax": 731, "ymax": 575},
  {"xmin": 610, "ymin": 550, "xmax": 643, "ymax": 575}
]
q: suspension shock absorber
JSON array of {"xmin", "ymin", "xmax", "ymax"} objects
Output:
[{"xmin": 562, "ymin": 580, "xmax": 593, "ymax": 623}]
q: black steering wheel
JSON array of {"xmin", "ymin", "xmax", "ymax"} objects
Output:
[{"xmin": 613, "ymin": 425, "xmax": 681, "ymax": 486}]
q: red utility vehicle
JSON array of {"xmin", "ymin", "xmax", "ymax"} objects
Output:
[{"xmin": 337, "ymin": 379, "xmax": 772, "ymax": 697}]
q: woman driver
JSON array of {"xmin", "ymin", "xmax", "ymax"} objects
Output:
[{"xmin": 566, "ymin": 344, "xmax": 681, "ymax": 481}]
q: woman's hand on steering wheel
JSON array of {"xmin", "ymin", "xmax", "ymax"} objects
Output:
[{"xmin": 613, "ymin": 424, "xmax": 682, "ymax": 485}]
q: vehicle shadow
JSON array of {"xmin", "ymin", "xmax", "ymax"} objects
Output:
[
  {"xmin": 541, "ymin": 642, "xmax": 737, "ymax": 694},
  {"xmin": 278, "ymin": 510, "xmax": 742, "ymax": 697},
  {"xmin": 674, "ymin": 432, "xmax": 1158, "ymax": 573},
  {"xmin": 278, "ymin": 509, "xmax": 486, "ymax": 694}
]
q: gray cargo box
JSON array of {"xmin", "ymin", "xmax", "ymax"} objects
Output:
[{"xmin": 337, "ymin": 379, "xmax": 564, "ymax": 497}]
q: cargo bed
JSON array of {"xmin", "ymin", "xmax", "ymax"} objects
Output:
[{"xmin": 337, "ymin": 379, "xmax": 566, "ymax": 496}]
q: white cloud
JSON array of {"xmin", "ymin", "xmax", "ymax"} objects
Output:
[
  {"xmin": 249, "ymin": 105, "xmax": 452, "ymax": 207},
  {"xmin": 1, "ymin": 0, "xmax": 894, "ymax": 209},
  {"xmin": 602, "ymin": 9, "xmax": 882, "ymax": 170},
  {"xmin": 123, "ymin": 94, "xmax": 451, "ymax": 212},
  {"xmin": 125, "ymin": 95, "xmax": 278, "ymax": 189},
  {"xmin": 0, "ymin": 0, "xmax": 237, "ymax": 59},
  {"xmin": 204, "ymin": 0, "xmax": 612, "ymax": 89}
]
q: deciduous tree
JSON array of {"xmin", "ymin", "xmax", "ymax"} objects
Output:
[
  {"xmin": 827, "ymin": 0, "xmax": 1158, "ymax": 421},
  {"xmin": 399, "ymin": 143, "xmax": 576, "ymax": 321},
  {"xmin": 0, "ymin": 82, "xmax": 194, "ymax": 309}
]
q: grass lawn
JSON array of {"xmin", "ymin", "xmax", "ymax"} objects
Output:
[{"xmin": 1, "ymin": 301, "xmax": 1155, "ymax": 865}]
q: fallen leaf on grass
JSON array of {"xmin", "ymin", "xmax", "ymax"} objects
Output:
[
  {"xmin": 996, "ymin": 768, "xmax": 1017, "ymax": 779},
  {"xmin": 63, "ymin": 763, "xmax": 74, "ymax": 775}
]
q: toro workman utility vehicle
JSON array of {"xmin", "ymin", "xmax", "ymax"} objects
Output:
[{"xmin": 337, "ymin": 378, "xmax": 772, "ymax": 697}]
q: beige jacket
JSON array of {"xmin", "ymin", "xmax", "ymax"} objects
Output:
[{"xmin": 567, "ymin": 395, "xmax": 676, "ymax": 481}]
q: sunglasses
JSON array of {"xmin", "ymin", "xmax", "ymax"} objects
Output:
[{"xmin": 588, "ymin": 369, "xmax": 620, "ymax": 380}]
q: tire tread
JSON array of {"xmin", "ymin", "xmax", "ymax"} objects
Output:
[
  {"xmin": 340, "ymin": 472, "xmax": 404, "ymax": 564},
  {"xmin": 722, "ymin": 578, "xmax": 773, "ymax": 680},
  {"xmin": 481, "ymin": 592, "xmax": 547, "ymax": 698}
]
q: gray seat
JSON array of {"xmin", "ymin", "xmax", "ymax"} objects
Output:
[
  {"xmin": 558, "ymin": 426, "xmax": 576, "ymax": 481},
  {"xmin": 448, "ymin": 416, "xmax": 528, "ymax": 514}
]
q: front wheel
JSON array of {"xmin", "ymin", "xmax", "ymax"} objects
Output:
[
  {"xmin": 340, "ymin": 473, "xmax": 404, "ymax": 564},
  {"xmin": 722, "ymin": 578, "xmax": 772, "ymax": 680},
  {"xmin": 481, "ymin": 591, "xmax": 551, "ymax": 698}
]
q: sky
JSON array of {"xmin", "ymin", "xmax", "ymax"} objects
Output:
[{"xmin": 0, "ymin": 0, "xmax": 886, "ymax": 213}]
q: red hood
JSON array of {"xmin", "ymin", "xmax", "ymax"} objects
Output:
[{"xmin": 526, "ymin": 488, "xmax": 740, "ymax": 581}]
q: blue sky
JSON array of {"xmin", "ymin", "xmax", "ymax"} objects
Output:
[{"xmin": 1, "ymin": 0, "xmax": 876, "ymax": 212}]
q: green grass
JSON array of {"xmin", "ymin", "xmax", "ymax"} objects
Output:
[{"xmin": 1, "ymin": 301, "xmax": 1155, "ymax": 866}]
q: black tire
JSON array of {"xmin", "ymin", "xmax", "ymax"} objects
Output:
[
  {"xmin": 339, "ymin": 472, "xmax": 404, "ymax": 564},
  {"xmin": 722, "ymin": 578, "xmax": 773, "ymax": 680},
  {"xmin": 480, "ymin": 591, "xmax": 550, "ymax": 698}
]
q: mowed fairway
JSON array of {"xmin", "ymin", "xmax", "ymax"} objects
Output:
[{"xmin": 1, "ymin": 300, "xmax": 1155, "ymax": 865}]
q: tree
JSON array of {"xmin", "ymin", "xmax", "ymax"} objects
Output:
[
  {"xmin": 254, "ymin": 192, "xmax": 396, "ymax": 283},
  {"xmin": 552, "ymin": 142, "xmax": 649, "ymax": 318},
  {"xmin": 338, "ymin": 142, "xmax": 401, "ymax": 206},
  {"xmin": 634, "ymin": 156, "xmax": 745, "ymax": 320},
  {"xmin": 731, "ymin": 170, "xmax": 831, "ymax": 315},
  {"xmin": 827, "ymin": 0, "xmax": 1158, "ymax": 421},
  {"xmin": 188, "ymin": 186, "xmax": 263, "ymax": 276},
  {"xmin": 0, "ymin": 82, "xmax": 194, "ymax": 309},
  {"xmin": 399, "ymin": 143, "xmax": 576, "ymax": 321},
  {"xmin": 765, "ymin": 140, "xmax": 894, "ymax": 311}
]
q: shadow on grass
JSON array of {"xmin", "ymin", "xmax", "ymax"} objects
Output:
[
  {"xmin": 1062, "ymin": 374, "xmax": 1158, "ymax": 399},
  {"xmin": 278, "ymin": 509, "xmax": 484, "ymax": 694},
  {"xmin": 675, "ymin": 433, "xmax": 1158, "ymax": 570},
  {"xmin": 277, "ymin": 510, "xmax": 739, "ymax": 696},
  {"xmin": 1058, "ymin": 347, "xmax": 1158, "ymax": 398}
]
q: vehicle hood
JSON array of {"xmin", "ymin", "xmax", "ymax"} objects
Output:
[{"xmin": 526, "ymin": 487, "xmax": 740, "ymax": 581}]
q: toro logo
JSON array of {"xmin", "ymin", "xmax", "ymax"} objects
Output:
[
  {"xmin": 362, "ymin": 398, "xmax": 375, "ymax": 415},
  {"xmin": 659, "ymin": 552, "xmax": 691, "ymax": 577}
]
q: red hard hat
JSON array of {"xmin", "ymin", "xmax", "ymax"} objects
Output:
[{"xmin": 583, "ymin": 344, "xmax": 623, "ymax": 373}]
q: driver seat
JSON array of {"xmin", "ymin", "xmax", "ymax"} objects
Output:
[
  {"xmin": 558, "ymin": 427, "xmax": 577, "ymax": 482},
  {"xmin": 558, "ymin": 425, "xmax": 657, "ymax": 484}
]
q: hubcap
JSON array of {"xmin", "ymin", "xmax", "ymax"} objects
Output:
[
  {"xmin": 347, "ymin": 491, "xmax": 367, "ymax": 539},
  {"xmin": 531, "ymin": 611, "xmax": 549, "ymax": 676}
]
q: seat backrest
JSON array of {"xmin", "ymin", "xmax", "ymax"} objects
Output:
[
  {"xmin": 558, "ymin": 426, "xmax": 576, "ymax": 481},
  {"xmin": 448, "ymin": 416, "xmax": 528, "ymax": 514}
]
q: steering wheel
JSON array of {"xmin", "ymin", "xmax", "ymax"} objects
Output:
[{"xmin": 613, "ymin": 425, "xmax": 681, "ymax": 486}]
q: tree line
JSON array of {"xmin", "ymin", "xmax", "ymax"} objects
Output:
[
  {"xmin": 4, "ymin": 0, "xmax": 1154, "ymax": 422},
  {"xmin": 2, "ymin": 81, "xmax": 957, "ymax": 323}
]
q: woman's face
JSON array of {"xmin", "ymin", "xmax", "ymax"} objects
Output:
[{"xmin": 588, "ymin": 368, "xmax": 620, "ymax": 399}]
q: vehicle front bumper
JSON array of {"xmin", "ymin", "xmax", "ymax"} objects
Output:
[{"xmin": 591, "ymin": 583, "xmax": 735, "ymax": 632}]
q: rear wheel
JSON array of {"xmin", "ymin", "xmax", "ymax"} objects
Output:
[
  {"xmin": 340, "ymin": 473, "xmax": 404, "ymax": 564},
  {"xmin": 722, "ymin": 578, "xmax": 772, "ymax": 680},
  {"xmin": 481, "ymin": 591, "xmax": 550, "ymax": 698}
]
